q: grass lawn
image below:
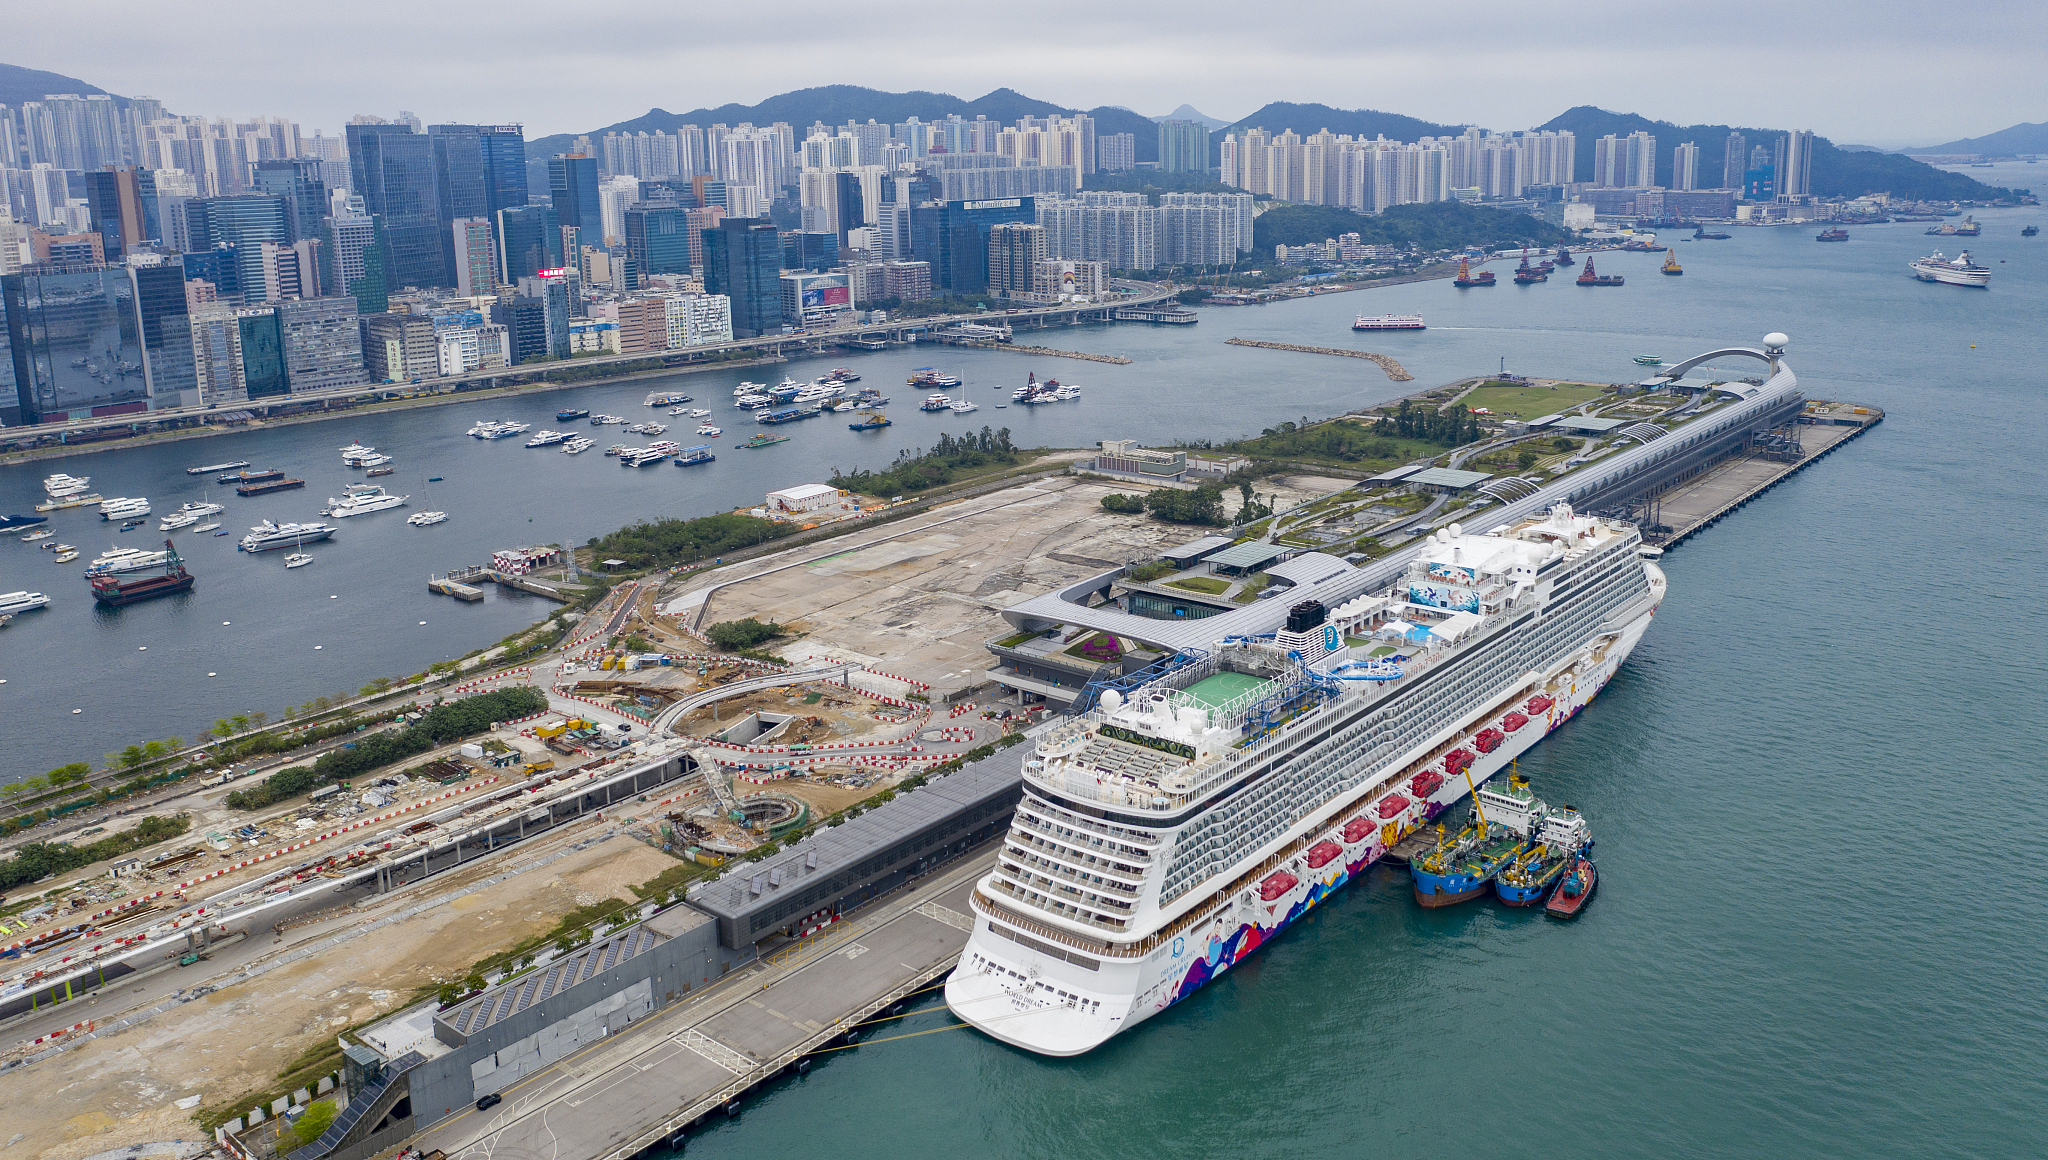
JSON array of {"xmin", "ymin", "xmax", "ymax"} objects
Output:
[
  {"xmin": 1462, "ymin": 381, "xmax": 1611, "ymax": 419},
  {"xmin": 1167, "ymin": 576, "xmax": 1230, "ymax": 595},
  {"xmin": 995, "ymin": 629, "xmax": 1046, "ymax": 649}
]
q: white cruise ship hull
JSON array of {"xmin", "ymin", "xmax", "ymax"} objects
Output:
[{"xmin": 947, "ymin": 605, "xmax": 1656, "ymax": 1057}]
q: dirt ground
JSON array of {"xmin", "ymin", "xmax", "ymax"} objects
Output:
[
  {"xmin": 12, "ymin": 837, "xmax": 680, "ymax": 1160},
  {"xmin": 670, "ymin": 685, "xmax": 902, "ymax": 743}
]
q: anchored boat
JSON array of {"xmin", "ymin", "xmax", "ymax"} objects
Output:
[{"xmin": 90, "ymin": 539, "xmax": 194, "ymax": 605}]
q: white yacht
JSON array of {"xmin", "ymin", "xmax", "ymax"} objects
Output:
[
  {"xmin": 407, "ymin": 511, "xmax": 448, "ymax": 526},
  {"xmin": 158, "ymin": 512, "xmax": 199, "ymax": 531},
  {"xmin": 20, "ymin": 528, "xmax": 55, "ymax": 542},
  {"xmin": 357, "ymin": 453, "xmax": 394, "ymax": 467},
  {"xmin": 733, "ymin": 381, "xmax": 767, "ymax": 397},
  {"xmin": 284, "ymin": 553, "xmax": 315, "ymax": 569},
  {"xmin": 919, "ymin": 394, "xmax": 952, "ymax": 412},
  {"xmin": 688, "ymin": 408, "xmax": 711, "ymax": 418},
  {"xmin": 562, "ymin": 436, "xmax": 595, "ymax": 454},
  {"xmin": 98, "ymin": 497, "xmax": 152, "ymax": 520},
  {"xmin": 696, "ymin": 424, "xmax": 722, "ymax": 436},
  {"xmin": 0, "ymin": 591, "xmax": 50, "ymax": 614},
  {"xmin": 342, "ymin": 446, "xmax": 380, "ymax": 465},
  {"xmin": 627, "ymin": 421, "xmax": 667, "ymax": 435},
  {"xmin": 239, "ymin": 520, "xmax": 336, "ymax": 552},
  {"xmin": 338, "ymin": 441, "xmax": 375, "ymax": 456},
  {"xmin": 85, "ymin": 548, "xmax": 171, "ymax": 575},
  {"xmin": 950, "ymin": 400, "xmax": 980, "ymax": 414},
  {"xmin": 44, "ymin": 474, "xmax": 89, "ymax": 495},
  {"xmin": 526, "ymin": 429, "xmax": 574, "ymax": 447},
  {"xmin": 175, "ymin": 501, "xmax": 225, "ymax": 518},
  {"xmin": 323, "ymin": 485, "xmax": 408, "ymax": 518},
  {"xmin": 734, "ymin": 393, "xmax": 772, "ymax": 409}
]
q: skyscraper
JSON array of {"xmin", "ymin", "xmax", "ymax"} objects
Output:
[
  {"xmin": 1157, "ymin": 120, "xmax": 1210, "ymax": 174},
  {"xmin": 496, "ymin": 204, "xmax": 559, "ymax": 284},
  {"xmin": 275, "ymin": 296, "xmax": 366, "ymax": 392},
  {"xmin": 452, "ymin": 217, "xmax": 494, "ymax": 296},
  {"xmin": 549, "ymin": 155, "xmax": 602, "ymax": 248},
  {"xmin": 347, "ymin": 123, "xmax": 442, "ymax": 288},
  {"xmin": 131, "ymin": 260, "xmax": 197, "ymax": 407},
  {"xmin": 84, "ymin": 166, "xmax": 157, "ymax": 258},
  {"xmin": 624, "ymin": 203, "xmax": 692, "ymax": 275},
  {"xmin": 320, "ymin": 212, "xmax": 388, "ymax": 314},
  {"xmin": 1722, "ymin": 132, "xmax": 1747, "ymax": 191},
  {"xmin": 987, "ymin": 222, "xmax": 1046, "ymax": 297},
  {"xmin": 1774, "ymin": 130, "xmax": 1814, "ymax": 200},
  {"xmin": 701, "ymin": 217, "xmax": 784, "ymax": 338},
  {"xmin": 252, "ymin": 158, "xmax": 327, "ymax": 241},
  {"xmin": 1672, "ymin": 142, "xmax": 1700, "ymax": 192},
  {"xmin": 186, "ymin": 194, "xmax": 292, "ymax": 301},
  {"xmin": 1, "ymin": 266, "xmax": 148, "ymax": 423}
]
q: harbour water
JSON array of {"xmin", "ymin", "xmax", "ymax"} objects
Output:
[{"xmin": 4, "ymin": 209, "xmax": 2046, "ymax": 1154}]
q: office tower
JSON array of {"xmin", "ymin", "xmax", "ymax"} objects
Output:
[
  {"xmin": 683, "ymin": 206, "xmax": 722, "ymax": 269},
  {"xmin": 84, "ymin": 166, "xmax": 157, "ymax": 257},
  {"xmin": 496, "ymin": 203, "xmax": 559, "ymax": 283},
  {"xmin": 427, "ymin": 125, "xmax": 487, "ymax": 285},
  {"xmin": 320, "ymin": 212, "xmax": 387, "ymax": 313},
  {"xmin": 0, "ymin": 265, "xmax": 149, "ymax": 424},
  {"xmin": 130, "ymin": 261, "xmax": 196, "ymax": 406},
  {"xmin": 152, "ymin": 167, "xmax": 196, "ymax": 249},
  {"xmin": 490, "ymin": 296, "xmax": 549, "ymax": 363},
  {"xmin": 701, "ymin": 217, "xmax": 783, "ymax": 337},
  {"xmin": 347, "ymin": 123, "xmax": 442, "ymax": 288},
  {"xmin": 359, "ymin": 311, "xmax": 439, "ymax": 381},
  {"xmin": 181, "ymin": 246, "xmax": 242, "ymax": 302},
  {"xmin": 257, "ymin": 239, "xmax": 323, "ymax": 301},
  {"xmin": 624, "ymin": 203, "xmax": 692, "ymax": 275},
  {"xmin": 782, "ymin": 230, "xmax": 838, "ymax": 272},
  {"xmin": 986, "ymin": 223, "xmax": 1045, "ymax": 297},
  {"xmin": 910, "ymin": 198, "xmax": 1040, "ymax": 292},
  {"xmin": 1157, "ymin": 120, "xmax": 1209, "ymax": 174},
  {"xmin": 188, "ymin": 304, "xmax": 248, "ymax": 405},
  {"xmin": 549, "ymin": 154, "xmax": 602, "ymax": 247},
  {"xmin": 235, "ymin": 307, "xmax": 290, "ymax": 398},
  {"xmin": 1722, "ymin": 132, "xmax": 1748, "ymax": 190},
  {"xmin": 599, "ymin": 174, "xmax": 638, "ymax": 244},
  {"xmin": 516, "ymin": 273, "xmax": 571, "ymax": 356},
  {"xmin": 186, "ymin": 194, "xmax": 291, "ymax": 299},
  {"xmin": 1774, "ymin": 131, "xmax": 1814, "ymax": 199},
  {"xmin": 275, "ymin": 296, "xmax": 366, "ymax": 391},
  {"xmin": 252, "ymin": 158, "xmax": 326, "ymax": 241},
  {"xmin": 452, "ymin": 217, "xmax": 494, "ymax": 295},
  {"xmin": 1672, "ymin": 142, "xmax": 1700, "ymax": 192}
]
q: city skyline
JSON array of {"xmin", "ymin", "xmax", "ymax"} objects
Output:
[{"xmin": 5, "ymin": 0, "xmax": 2042, "ymax": 148}]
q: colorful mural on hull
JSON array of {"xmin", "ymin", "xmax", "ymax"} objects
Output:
[{"xmin": 1150, "ymin": 663, "xmax": 1619, "ymax": 1017}]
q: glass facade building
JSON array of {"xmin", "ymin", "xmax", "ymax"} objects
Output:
[
  {"xmin": 187, "ymin": 194, "xmax": 292, "ymax": 301},
  {"xmin": 497, "ymin": 204, "xmax": 559, "ymax": 284},
  {"xmin": 702, "ymin": 218, "xmax": 785, "ymax": 338},
  {"xmin": 910, "ymin": 198, "xmax": 1037, "ymax": 295},
  {"xmin": 252, "ymin": 159, "xmax": 328, "ymax": 242},
  {"xmin": 348, "ymin": 123, "xmax": 444, "ymax": 289},
  {"xmin": 623, "ymin": 204, "xmax": 692, "ymax": 276},
  {"xmin": 238, "ymin": 308, "xmax": 289, "ymax": 398},
  {"xmin": 132, "ymin": 262, "xmax": 197, "ymax": 408},
  {"xmin": 549, "ymin": 155, "xmax": 602, "ymax": 249},
  {"xmin": 1, "ymin": 266, "xmax": 149, "ymax": 424}
]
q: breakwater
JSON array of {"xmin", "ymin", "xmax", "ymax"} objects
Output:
[
  {"xmin": 978, "ymin": 343, "xmax": 1133, "ymax": 365},
  {"xmin": 1224, "ymin": 337, "xmax": 1414, "ymax": 380}
]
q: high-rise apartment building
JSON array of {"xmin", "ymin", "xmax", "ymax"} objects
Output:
[
  {"xmin": 359, "ymin": 311, "xmax": 439, "ymax": 381},
  {"xmin": 1157, "ymin": 120, "xmax": 1210, "ymax": 174},
  {"xmin": 1098, "ymin": 133, "xmax": 1136, "ymax": 173},
  {"xmin": 701, "ymin": 217, "xmax": 784, "ymax": 337},
  {"xmin": 1774, "ymin": 131, "xmax": 1814, "ymax": 199},
  {"xmin": 1593, "ymin": 132, "xmax": 1656, "ymax": 188},
  {"xmin": 1722, "ymin": 132, "xmax": 1748, "ymax": 191},
  {"xmin": 188, "ymin": 303, "xmax": 248, "ymax": 406},
  {"xmin": 1672, "ymin": 142, "xmax": 1700, "ymax": 192}
]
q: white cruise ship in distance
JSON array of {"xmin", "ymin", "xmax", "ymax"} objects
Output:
[
  {"xmin": 239, "ymin": 520, "xmax": 336, "ymax": 552},
  {"xmin": 323, "ymin": 485, "xmax": 408, "ymax": 517},
  {"xmin": 946, "ymin": 504, "xmax": 1667, "ymax": 1056},
  {"xmin": 1352, "ymin": 313, "xmax": 1426, "ymax": 331},
  {"xmin": 1910, "ymin": 249, "xmax": 1991, "ymax": 288}
]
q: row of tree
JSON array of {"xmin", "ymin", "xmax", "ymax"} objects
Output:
[
  {"xmin": 829, "ymin": 427, "xmax": 1018, "ymax": 497},
  {"xmin": 1371, "ymin": 400, "xmax": 1485, "ymax": 448},
  {"xmin": 225, "ymin": 687, "xmax": 547, "ymax": 810},
  {"xmin": 589, "ymin": 512, "xmax": 800, "ymax": 570},
  {"xmin": 0, "ymin": 814, "xmax": 189, "ymax": 891}
]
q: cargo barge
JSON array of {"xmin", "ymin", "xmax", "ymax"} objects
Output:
[
  {"xmin": 90, "ymin": 540, "xmax": 194, "ymax": 605},
  {"xmin": 236, "ymin": 478, "xmax": 307, "ymax": 496}
]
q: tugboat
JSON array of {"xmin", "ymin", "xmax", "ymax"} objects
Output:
[
  {"xmin": 1660, "ymin": 248, "xmax": 1683, "ymax": 275},
  {"xmin": 848, "ymin": 410, "xmax": 892, "ymax": 431},
  {"xmin": 1816, "ymin": 227, "xmax": 1850, "ymax": 242},
  {"xmin": 556, "ymin": 407, "xmax": 589, "ymax": 421},
  {"xmin": 1545, "ymin": 855, "xmax": 1598, "ymax": 918},
  {"xmin": 1495, "ymin": 803, "xmax": 1594, "ymax": 906},
  {"xmin": 1554, "ymin": 247, "xmax": 1576, "ymax": 265},
  {"xmin": 89, "ymin": 539, "xmax": 194, "ymax": 605},
  {"xmin": 2023, "ymin": 225, "xmax": 2040, "ymax": 237},
  {"xmin": 1577, "ymin": 256, "xmax": 1624, "ymax": 286},
  {"xmin": 1452, "ymin": 257, "xmax": 1495, "ymax": 287},
  {"xmin": 1410, "ymin": 775, "xmax": 1545, "ymax": 907},
  {"xmin": 1692, "ymin": 227, "xmax": 1730, "ymax": 240},
  {"xmin": 1513, "ymin": 254, "xmax": 1548, "ymax": 284}
]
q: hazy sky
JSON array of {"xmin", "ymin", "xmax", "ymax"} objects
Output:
[{"xmin": 14, "ymin": 1, "xmax": 2045, "ymax": 146}]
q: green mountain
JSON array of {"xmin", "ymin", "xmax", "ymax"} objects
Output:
[
  {"xmin": 530, "ymin": 85, "xmax": 1163, "ymax": 163},
  {"xmin": 1902, "ymin": 121, "xmax": 2048, "ymax": 157},
  {"xmin": 1538, "ymin": 107, "xmax": 2008, "ymax": 201},
  {"xmin": 0, "ymin": 61, "xmax": 120, "ymax": 108},
  {"xmin": 1253, "ymin": 201, "xmax": 1564, "ymax": 255}
]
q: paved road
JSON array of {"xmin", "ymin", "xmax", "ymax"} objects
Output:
[{"xmin": 414, "ymin": 852, "xmax": 994, "ymax": 1160}]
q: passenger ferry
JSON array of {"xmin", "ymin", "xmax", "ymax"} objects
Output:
[
  {"xmin": 1352, "ymin": 314, "xmax": 1426, "ymax": 331},
  {"xmin": 947, "ymin": 504, "xmax": 1666, "ymax": 1055}
]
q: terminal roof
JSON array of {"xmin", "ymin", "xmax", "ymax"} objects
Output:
[
  {"xmin": 1205, "ymin": 541, "xmax": 1287, "ymax": 571},
  {"xmin": 1404, "ymin": 467, "xmax": 1494, "ymax": 489}
]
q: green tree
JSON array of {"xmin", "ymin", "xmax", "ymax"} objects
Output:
[
  {"xmin": 48, "ymin": 762, "xmax": 90, "ymax": 785},
  {"xmin": 359, "ymin": 677, "xmax": 392, "ymax": 697},
  {"xmin": 140, "ymin": 740, "xmax": 167, "ymax": 763},
  {"xmin": 1517, "ymin": 449, "xmax": 1541, "ymax": 470},
  {"xmin": 118, "ymin": 745, "xmax": 147, "ymax": 770},
  {"xmin": 1142, "ymin": 486, "xmax": 1227, "ymax": 525},
  {"xmin": 212, "ymin": 718, "xmax": 234, "ymax": 739},
  {"xmin": 707, "ymin": 619, "xmax": 784, "ymax": 650},
  {"xmin": 1100, "ymin": 494, "xmax": 1145, "ymax": 514},
  {"xmin": 230, "ymin": 714, "xmax": 251, "ymax": 733}
]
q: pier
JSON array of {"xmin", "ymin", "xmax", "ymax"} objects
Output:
[{"xmin": 1223, "ymin": 338, "xmax": 1415, "ymax": 381}]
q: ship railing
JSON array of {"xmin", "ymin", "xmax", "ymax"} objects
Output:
[
  {"xmin": 985, "ymin": 876, "xmax": 1132, "ymax": 935},
  {"xmin": 1002, "ymin": 843, "xmax": 1144, "ymax": 898},
  {"xmin": 1007, "ymin": 825, "xmax": 1152, "ymax": 881},
  {"xmin": 998, "ymin": 858, "xmax": 1139, "ymax": 914}
]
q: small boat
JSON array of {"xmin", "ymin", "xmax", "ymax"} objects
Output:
[
  {"xmin": 908, "ymin": 367, "xmax": 962, "ymax": 388},
  {"xmin": 284, "ymin": 553, "xmax": 314, "ymax": 569},
  {"xmin": 20, "ymin": 528, "xmax": 56, "ymax": 542},
  {"xmin": 919, "ymin": 394, "xmax": 952, "ymax": 412},
  {"xmin": 427, "ymin": 476, "xmax": 443, "ymax": 482},
  {"xmin": 157, "ymin": 513, "xmax": 199, "ymax": 531},
  {"xmin": 1660, "ymin": 249, "xmax": 1683, "ymax": 275},
  {"xmin": 590, "ymin": 414, "xmax": 624, "ymax": 426},
  {"xmin": 556, "ymin": 407, "xmax": 590, "ymax": 421},
  {"xmin": 1554, "ymin": 248, "xmax": 1576, "ymax": 264},
  {"xmin": 739, "ymin": 433, "xmax": 789, "ymax": 449},
  {"xmin": 338, "ymin": 441, "xmax": 374, "ymax": 456},
  {"xmin": 1633, "ymin": 355, "xmax": 1664, "ymax": 366},
  {"xmin": 562, "ymin": 437, "xmax": 595, "ymax": 454},
  {"xmin": 675, "ymin": 445, "xmax": 715, "ymax": 466},
  {"xmin": 1496, "ymin": 805, "xmax": 1593, "ymax": 906},
  {"xmin": 366, "ymin": 467, "xmax": 396, "ymax": 477},
  {"xmin": 2023, "ymin": 225, "xmax": 2040, "ymax": 237},
  {"xmin": 187, "ymin": 460, "xmax": 250, "ymax": 475},
  {"xmin": 193, "ymin": 523, "xmax": 220, "ymax": 533},
  {"xmin": 35, "ymin": 492, "xmax": 102, "ymax": 512},
  {"xmin": 949, "ymin": 400, "xmax": 979, "ymax": 414},
  {"xmin": 53, "ymin": 550, "xmax": 79, "ymax": 562},
  {"xmin": 357, "ymin": 453, "xmax": 394, "ymax": 467},
  {"xmin": 1545, "ymin": 856, "xmax": 1598, "ymax": 918},
  {"xmin": 0, "ymin": 590, "xmax": 50, "ymax": 614},
  {"xmin": 695, "ymin": 424, "xmax": 722, "ymax": 436},
  {"xmin": 848, "ymin": 410, "xmax": 891, "ymax": 431},
  {"xmin": 1815, "ymin": 227, "xmax": 1850, "ymax": 242},
  {"xmin": 407, "ymin": 511, "xmax": 447, "ymax": 526},
  {"xmin": 221, "ymin": 468, "xmax": 285, "ymax": 484}
]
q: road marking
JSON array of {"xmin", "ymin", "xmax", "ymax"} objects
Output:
[
  {"xmin": 675, "ymin": 1029, "xmax": 753, "ymax": 1074},
  {"xmin": 765, "ymin": 1007, "xmax": 788, "ymax": 1021},
  {"xmin": 914, "ymin": 901, "xmax": 975, "ymax": 932},
  {"xmin": 841, "ymin": 942, "xmax": 869, "ymax": 960}
]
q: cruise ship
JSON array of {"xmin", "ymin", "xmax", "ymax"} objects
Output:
[
  {"xmin": 947, "ymin": 504, "xmax": 1667, "ymax": 1055},
  {"xmin": 323, "ymin": 485, "xmax": 408, "ymax": 517},
  {"xmin": 1911, "ymin": 249, "xmax": 1991, "ymax": 288},
  {"xmin": 239, "ymin": 520, "xmax": 336, "ymax": 552}
]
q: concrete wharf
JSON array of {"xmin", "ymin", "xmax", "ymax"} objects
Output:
[
  {"xmin": 411, "ymin": 852, "xmax": 991, "ymax": 1160},
  {"xmin": 1223, "ymin": 337, "xmax": 1415, "ymax": 381},
  {"xmin": 1641, "ymin": 400, "xmax": 1883, "ymax": 548}
]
